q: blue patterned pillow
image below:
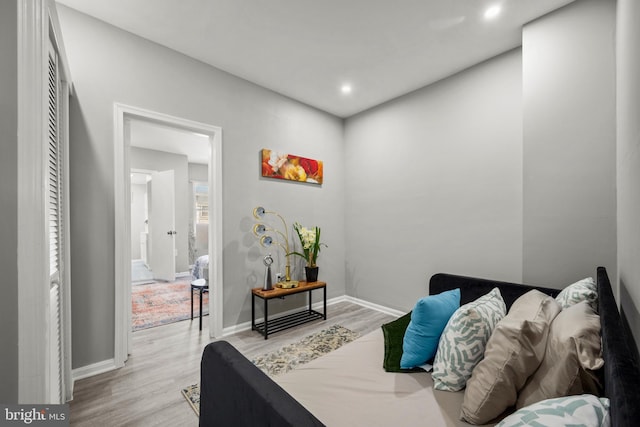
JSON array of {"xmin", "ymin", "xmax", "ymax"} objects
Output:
[
  {"xmin": 400, "ymin": 289, "xmax": 460, "ymax": 369},
  {"xmin": 432, "ymin": 287, "xmax": 506, "ymax": 391},
  {"xmin": 556, "ymin": 277, "xmax": 598, "ymax": 311},
  {"xmin": 497, "ymin": 395, "xmax": 610, "ymax": 427}
]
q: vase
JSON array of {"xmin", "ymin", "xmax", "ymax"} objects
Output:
[{"xmin": 305, "ymin": 266, "xmax": 319, "ymax": 282}]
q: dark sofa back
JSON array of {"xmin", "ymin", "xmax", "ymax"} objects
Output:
[
  {"xmin": 429, "ymin": 273, "xmax": 560, "ymax": 310},
  {"xmin": 429, "ymin": 268, "xmax": 640, "ymax": 427},
  {"xmin": 199, "ymin": 340, "xmax": 325, "ymax": 427}
]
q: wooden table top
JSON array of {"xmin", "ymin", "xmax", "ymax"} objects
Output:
[{"xmin": 252, "ymin": 281, "xmax": 326, "ymax": 299}]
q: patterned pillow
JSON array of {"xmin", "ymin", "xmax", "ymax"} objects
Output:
[
  {"xmin": 497, "ymin": 395, "xmax": 610, "ymax": 427},
  {"xmin": 556, "ymin": 277, "xmax": 598, "ymax": 311},
  {"xmin": 432, "ymin": 287, "xmax": 506, "ymax": 391}
]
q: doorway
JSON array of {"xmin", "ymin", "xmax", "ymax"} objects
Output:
[
  {"xmin": 114, "ymin": 104, "xmax": 223, "ymax": 367},
  {"xmin": 128, "ymin": 122, "xmax": 208, "ymax": 331}
]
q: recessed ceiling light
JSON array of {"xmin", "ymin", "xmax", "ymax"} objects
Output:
[
  {"xmin": 340, "ymin": 84, "xmax": 352, "ymax": 95},
  {"xmin": 484, "ymin": 5, "xmax": 502, "ymax": 20}
]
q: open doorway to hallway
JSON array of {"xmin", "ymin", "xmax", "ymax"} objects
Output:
[
  {"xmin": 114, "ymin": 104, "xmax": 223, "ymax": 367},
  {"xmin": 128, "ymin": 120, "xmax": 210, "ymax": 332}
]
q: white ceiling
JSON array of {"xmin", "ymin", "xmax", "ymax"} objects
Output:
[
  {"xmin": 56, "ymin": 0, "xmax": 575, "ymax": 118},
  {"xmin": 129, "ymin": 119, "xmax": 210, "ymax": 164}
]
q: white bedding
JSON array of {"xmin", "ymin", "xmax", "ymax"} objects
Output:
[
  {"xmin": 274, "ymin": 328, "xmax": 497, "ymax": 427},
  {"xmin": 192, "ymin": 254, "xmax": 209, "ymax": 280}
]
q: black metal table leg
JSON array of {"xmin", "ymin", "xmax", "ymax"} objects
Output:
[
  {"xmin": 199, "ymin": 288, "xmax": 203, "ymax": 330},
  {"xmin": 323, "ymin": 286, "xmax": 327, "ymax": 320},
  {"xmin": 264, "ymin": 297, "xmax": 268, "ymax": 339},
  {"xmin": 251, "ymin": 293, "xmax": 256, "ymax": 331},
  {"xmin": 191, "ymin": 286, "xmax": 194, "ymax": 320}
]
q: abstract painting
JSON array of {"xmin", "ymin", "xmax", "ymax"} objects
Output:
[{"xmin": 261, "ymin": 148, "xmax": 323, "ymax": 185}]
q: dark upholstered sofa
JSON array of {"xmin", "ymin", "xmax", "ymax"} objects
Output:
[{"xmin": 199, "ymin": 267, "xmax": 640, "ymax": 427}]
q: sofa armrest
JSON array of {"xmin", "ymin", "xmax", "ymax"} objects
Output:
[
  {"xmin": 199, "ymin": 340, "xmax": 325, "ymax": 427},
  {"xmin": 597, "ymin": 267, "xmax": 640, "ymax": 427},
  {"xmin": 429, "ymin": 273, "xmax": 560, "ymax": 310}
]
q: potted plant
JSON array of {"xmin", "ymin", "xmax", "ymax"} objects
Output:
[{"xmin": 289, "ymin": 222, "xmax": 327, "ymax": 282}]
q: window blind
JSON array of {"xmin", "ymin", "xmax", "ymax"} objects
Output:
[{"xmin": 48, "ymin": 44, "xmax": 61, "ymax": 279}]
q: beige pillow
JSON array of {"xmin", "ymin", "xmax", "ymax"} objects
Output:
[
  {"xmin": 461, "ymin": 290, "xmax": 561, "ymax": 425},
  {"xmin": 516, "ymin": 301, "xmax": 603, "ymax": 408}
]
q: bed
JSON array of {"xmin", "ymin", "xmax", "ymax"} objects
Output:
[
  {"xmin": 192, "ymin": 254, "xmax": 209, "ymax": 280},
  {"xmin": 199, "ymin": 267, "xmax": 640, "ymax": 427}
]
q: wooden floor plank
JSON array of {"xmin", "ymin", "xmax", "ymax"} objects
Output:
[{"xmin": 69, "ymin": 301, "xmax": 396, "ymax": 426}]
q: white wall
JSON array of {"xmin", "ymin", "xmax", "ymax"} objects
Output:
[
  {"xmin": 57, "ymin": 0, "xmax": 624, "ymax": 371},
  {"xmin": 0, "ymin": 0, "xmax": 19, "ymax": 403},
  {"xmin": 130, "ymin": 183, "xmax": 147, "ymax": 260},
  {"xmin": 344, "ymin": 50, "xmax": 524, "ymax": 312},
  {"xmin": 522, "ymin": 0, "xmax": 617, "ymax": 287},
  {"xmin": 189, "ymin": 163, "xmax": 208, "ymax": 182},
  {"xmin": 57, "ymin": 6, "xmax": 345, "ymax": 369},
  {"xmin": 617, "ymin": 0, "xmax": 640, "ymax": 354},
  {"xmin": 188, "ymin": 163, "xmax": 209, "ymax": 263}
]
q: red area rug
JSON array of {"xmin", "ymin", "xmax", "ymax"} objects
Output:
[{"xmin": 132, "ymin": 278, "xmax": 209, "ymax": 331}]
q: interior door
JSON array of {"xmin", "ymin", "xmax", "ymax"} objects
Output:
[{"xmin": 149, "ymin": 170, "xmax": 176, "ymax": 281}]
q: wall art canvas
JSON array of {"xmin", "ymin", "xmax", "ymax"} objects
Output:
[{"xmin": 261, "ymin": 149, "xmax": 323, "ymax": 185}]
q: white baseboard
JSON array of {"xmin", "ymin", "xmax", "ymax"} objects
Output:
[
  {"xmin": 72, "ymin": 358, "xmax": 117, "ymax": 381},
  {"xmin": 343, "ymin": 295, "xmax": 405, "ymax": 317}
]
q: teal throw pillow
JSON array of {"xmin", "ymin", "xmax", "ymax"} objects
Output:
[{"xmin": 400, "ymin": 288, "xmax": 460, "ymax": 369}]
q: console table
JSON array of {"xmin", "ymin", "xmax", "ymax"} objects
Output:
[{"xmin": 251, "ymin": 281, "xmax": 327, "ymax": 339}]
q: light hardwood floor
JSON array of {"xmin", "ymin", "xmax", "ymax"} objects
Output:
[{"xmin": 69, "ymin": 301, "xmax": 396, "ymax": 426}]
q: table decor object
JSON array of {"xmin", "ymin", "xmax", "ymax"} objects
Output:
[
  {"xmin": 252, "ymin": 206, "xmax": 298, "ymax": 287},
  {"xmin": 289, "ymin": 222, "xmax": 326, "ymax": 282}
]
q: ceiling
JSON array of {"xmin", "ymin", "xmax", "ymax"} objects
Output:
[
  {"xmin": 56, "ymin": 0, "xmax": 575, "ymax": 118},
  {"xmin": 129, "ymin": 119, "xmax": 210, "ymax": 164}
]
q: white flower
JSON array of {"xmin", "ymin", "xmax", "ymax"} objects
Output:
[
  {"xmin": 268, "ymin": 151, "xmax": 288, "ymax": 173},
  {"xmin": 292, "ymin": 222, "xmax": 326, "ymax": 268}
]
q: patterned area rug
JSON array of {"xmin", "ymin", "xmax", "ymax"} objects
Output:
[
  {"xmin": 132, "ymin": 278, "xmax": 208, "ymax": 331},
  {"xmin": 181, "ymin": 325, "xmax": 358, "ymax": 416}
]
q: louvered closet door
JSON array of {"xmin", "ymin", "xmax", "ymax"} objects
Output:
[{"xmin": 47, "ymin": 39, "xmax": 64, "ymax": 404}]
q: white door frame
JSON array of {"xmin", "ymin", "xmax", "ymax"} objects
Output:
[
  {"xmin": 114, "ymin": 104, "xmax": 223, "ymax": 367},
  {"xmin": 17, "ymin": 0, "xmax": 74, "ymax": 403}
]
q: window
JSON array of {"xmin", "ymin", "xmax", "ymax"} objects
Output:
[{"xmin": 194, "ymin": 183, "xmax": 208, "ymax": 224}]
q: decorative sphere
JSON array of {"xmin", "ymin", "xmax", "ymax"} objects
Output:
[{"xmin": 263, "ymin": 254, "xmax": 274, "ymax": 267}]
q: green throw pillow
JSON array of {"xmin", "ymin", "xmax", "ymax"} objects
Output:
[{"xmin": 381, "ymin": 312, "xmax": 424, "ymax": 373}]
